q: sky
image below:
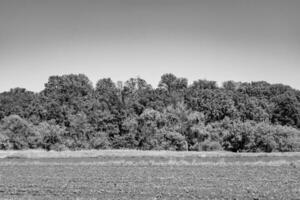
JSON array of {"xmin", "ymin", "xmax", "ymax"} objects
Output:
[{"xmin": 0, "ymin": 0, "xmax": 300, "ymax": 92}]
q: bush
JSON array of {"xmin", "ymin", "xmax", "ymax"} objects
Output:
[
  {"xmin": 163, "ymin": 131, "xmax": 188, "ymax": 151},
  {"xmin": 146, "ymin": 130, "xmax": 188, "ymax": 151},
  {"xmin": 49, "ymin": 143, "xmax": 67, "ymax": 151},
  {"xmin": 34, "ymin": 121, "xmax": 65, "ymax": 150},
  {"xmin": 0, "ymin": 133, "xmax": 10, "ymax": 150},
  {"xmin": 0, "ymin": 115, "xmax": 40, "ymax": 150},
  {"xmin": 221, "ymin": 120, "xmax": 300, "ymax": 152},
  {"xmin": 254, "ymin": 123, "xmax": 300, "ymax": 152},
  {"xmin": 64, "ymin": 113, "xmax": 93, "ymax": 150},
  {"xmin": 192, "ymin": 140, "xmax": 223, "ymax": 151},
  {"xmin": 221, "ymin": 120, "xmax": 255, "ymax": 152},
  {"xmin": 91, "ymin": 132, "xmax": 110, "ymax": 149}
]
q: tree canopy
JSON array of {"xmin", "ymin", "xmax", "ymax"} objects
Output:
[{"xmin": 0, "ymin": 73, "xmax": 299, "ymax": 152}]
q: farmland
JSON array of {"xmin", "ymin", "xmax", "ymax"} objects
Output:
[{"xmin": 0, "ymin": 150, "xmax": 299, "ymax": 200}]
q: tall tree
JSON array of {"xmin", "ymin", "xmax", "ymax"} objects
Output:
[
  {"xmin": 271, "ymin": 91, "xmax": 300, "ymax": 128},
  {"xmin": 158, "ymin": 73, "xmax": 188, "ymax": 106},
  {"xmin": 0, "ymin": 88, "xmax": 36, "ymax": 120},
  {"xmin": 40, "ymin": 74, "xmax": 94, "ymax": 125}
]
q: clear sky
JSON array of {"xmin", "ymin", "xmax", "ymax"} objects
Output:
[{"xmin": 1, "ymin": 0, "xmax": 300, "ymax": 92}]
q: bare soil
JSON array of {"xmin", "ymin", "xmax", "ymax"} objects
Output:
[{"xmin": 0, "ymin": 151, "xmax": 299, "ymax": 200}]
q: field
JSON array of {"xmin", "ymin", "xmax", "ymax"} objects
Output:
[{"xmin": 0, "ymin": 150, "xmax": 299, "ymax": 200}]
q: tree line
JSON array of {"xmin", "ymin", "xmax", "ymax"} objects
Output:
[{"xmin": 0, "ymin": 73, "xmax": 299, "ymax": 152}]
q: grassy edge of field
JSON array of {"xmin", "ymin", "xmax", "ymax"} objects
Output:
[
  {"xmin": 0, "ymin": 149, "xmax": 300, "ymax": 159},
  {"xmin": 0, "ymin": 150, "xmax": 299, "ymax": 167}
]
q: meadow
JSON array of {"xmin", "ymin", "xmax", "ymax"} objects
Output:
[{"xmin": 0, "ymin": 150, "xmax": 299, "ymax": 200}]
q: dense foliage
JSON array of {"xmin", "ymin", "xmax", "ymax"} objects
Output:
[{"xmin": 0, "ymin": 74, "xmax": 299, "ymax": 152}]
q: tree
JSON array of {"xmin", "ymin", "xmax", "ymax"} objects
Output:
[
  {"xmin": 271, "ymin": 91, "xmax": 300, "ymax": 128},
  {"xmin": 237, "ymin": 81, "xmax": 271, "ymax": 99},
  {"xmin": 158, "ymin": 73, "xmax": 188, "ymax": 106},
  {"xmin": 121, "ymin": 77, "xmax": 153, "ymax": 115},
  {"xmin": 234, "ymin": 95, "xmax": 270, "ymax": 122},
  {"xmin": 40, "ymin": 74, "xmax": 94, "ymax": 126},
  {"xmin": 43, "ymin": 74, "xmax": 93, "ymax": 99},
  {"xmin": 222, "ymin": 81, "xmax": 241, "ymax": 91},
  {"xmin": 0, "ymin": 88, "xmax": 36, "ymax": 120},
  {"xmin": 137, "ymin": 109, "xmax": 165, "ymax": 149},
  {"xmin": 186, "ymin": 89, "xmax": 237, "ymax": 123},
  {"xmin": 159, "ymin": 73, "xmax": 187, "ymax": 93},
  {"xmin": 95, "ymin": 78, "xmax": 121, "ymax": 112},
  {"xmin": 0, "ymin": 73, "xmax": 299, "ymax": 152},
  {"xmin": 113, "ymin": 117, "xmax": 139, "ymax": 148},
  {"xmin": 190, "ymin": 80, "xmax": 218, "ymax": 90},
  {"xmin": 66, "ymin": 112, "xmax": 93, "ymax": 149}
]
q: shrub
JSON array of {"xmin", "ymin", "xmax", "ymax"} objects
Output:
[
  {"xmin": 254, "ymin": 123, "xmax": 300, "ymax": 152},
  {"xmin": 221, "ymin": 120, "xmax": 300, "ymax": 152},
  {"xmin": 68, "ymin": 113, "xmax": 92, "ymax": 141},
  {"xmin": 49, "ymin": 143, "xmax": 67, "ymax": 151},
  {"xmin": 91, "ymin": 132, "xmax": 110, "ymax": 149},
  {"xmin": 200, "ymin": 140, "xmax": 223, "ymax": 151},
  {"xmin": 191, "ymin": 140, "xmax": 223, "ymax": 151},
  {"xmin": 0, "ymin": 133, "xmax": 10, "ymax": 150},
  {"xmin": 34, "ymin": 121, "xmax": 65, "ymax": 150},
  {"xmin": 222, "ymin": 120, "xmax": 255, "ymax": 152},
  {"xmin": 0, "ymin": 115, "xmax": 40, "ymax": 150},
  {"xmin": 65, "ymin": 113, "xmax": 93, "ymax": 149},
  {"xmin": 163, "ymin": 131, "xmax": 188, "ymax": 151}
]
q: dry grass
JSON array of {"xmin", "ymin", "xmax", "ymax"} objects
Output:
[
  {"xmin": 0, "ymin": 149, "xmax": 300, "ymax": 159},
  {"xmin": 0, "ymin": 159, "xmax": 299, "ymax": 167}
]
